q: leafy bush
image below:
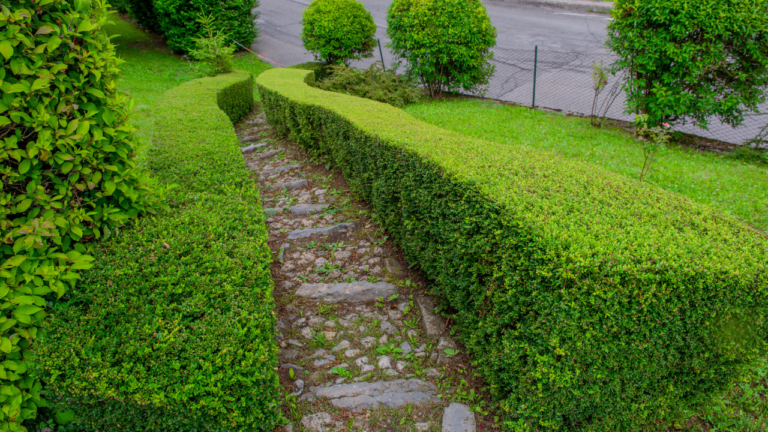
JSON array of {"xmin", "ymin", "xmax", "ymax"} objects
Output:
[
  {"xmin": 37, "ymin": 71, "xmax": 280, "ymax": 431},
  {"xmin": 315, "ymin": 63, "xmax": 421, "ymax": 107},
  {"xmin": 387, "ymin": 0, "xmax": 497, "ymax": 98},
  {"xmin": 0, "ymin": 0, "xmax": 165, "ymax": 429},
  {"xmin": 257, "ymin": 69, "xmax": 768, "ymax": 431},
  {"xmin": 607, "ymin": 0, "xmax": 768, "ymax": 128},
  {"xmin": 124, "ymin": 0, "xmax": 161, "ymax": 33},
  {"xmin": 125, "ymin": 0, "xmax": 259, "ymax": 53},
  {"xmin": 301, "ymin": 0, "xmax": 376, "ymax": 65},
  {"xmin": 108, "ymin": 0, "xmax": 131, "ymax": 13},
  {"xmin": 189, "ymin": 13, "xmax": 236, "ymax": 76}
]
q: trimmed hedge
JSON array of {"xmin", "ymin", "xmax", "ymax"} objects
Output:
[
  {"xmin": 37, "ymin": 71, "xmax": 280, "ymax": 431},
  {"xmin": 256, "ymin": 69, "xmax": 768, "ymax": 431}
]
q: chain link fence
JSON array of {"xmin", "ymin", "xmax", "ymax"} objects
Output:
[{"xmin": 350, "ymin": 44, "xmax": 768, "ymax": 148}]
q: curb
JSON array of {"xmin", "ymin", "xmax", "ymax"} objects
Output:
[{"xmin": 493, "ymin": 0, "xmax": 613, "ymax": 13}]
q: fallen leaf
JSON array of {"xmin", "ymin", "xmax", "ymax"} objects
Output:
[{"xmin": 163, "ymin": 242, "xmax": 170, "ymax": 249}]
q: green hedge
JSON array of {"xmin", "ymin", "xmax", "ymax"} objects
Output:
[
  {"xmin": 37, "ymin": 71, "xmax": 280, "ymax": 431},
  {"xmin": 256, "ymin": 69, "xmax": 768, "ymax": 431},
  {"xmin": 125, "ymin": 0, "xmax": 258, "ymax": 53}
]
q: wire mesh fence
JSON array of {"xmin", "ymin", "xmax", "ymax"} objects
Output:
[{"xmin": 350, "ymin": 43, "xmax": 768, "ymax": 148}]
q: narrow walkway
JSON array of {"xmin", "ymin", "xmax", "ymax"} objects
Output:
[{"xmin": 235, "ymin": 109, "xmax": 492, "ymax": 432}]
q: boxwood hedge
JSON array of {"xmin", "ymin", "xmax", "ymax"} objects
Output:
[
  {"xmin": 256, "ymin": 68, "xmax": 768, "ymax": 431},
  {"xmin": 37, "ymin": 71, "xmax": 280, "ymax": 431}
]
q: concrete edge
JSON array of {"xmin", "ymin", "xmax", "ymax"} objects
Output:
[{"xmin": 492, "ymin": 0, "xmax": 613, "ymax": 13}]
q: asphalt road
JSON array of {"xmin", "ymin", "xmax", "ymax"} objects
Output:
[{"xmin": 252, "ymin": 0, "xmax": 612, "ymax": 67}]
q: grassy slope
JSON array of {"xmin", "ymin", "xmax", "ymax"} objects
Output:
[
  {"xmin": 405, "ymin": 99, "xmax": 768, "ymax": 232},
  {"xmin": 103, "ymin": 14, "xmax": 271, "ymax": 158}
]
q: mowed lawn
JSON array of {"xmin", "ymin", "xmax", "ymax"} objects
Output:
[
  {"xmin": 405, "ymin": 99, "xmax": 768, "ymax": 232},
  {"xmin": 103, "ymin": 15, "xmax": 271, "ymax": 159}
]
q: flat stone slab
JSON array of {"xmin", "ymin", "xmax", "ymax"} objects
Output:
[
  {"xmin": 290, "ymin": 204, "xmax": 329, "ymax": 214},
  {"xmin": 310, "ymin": 379, "xmax": 438, "ymax": 410},
  {"xmin": 287, "ymin": 223, "xmax": 355, "ymax": 240},
  {"xmin": 258, "ymin": 149, "xmax": 282, "ymax": 159},
  {"xmin": 296, "ymin": 281, "xmax": 397, "ymax": 303},
  {"xmin": 442, "ymin": 403, "xmax": 476, "ymax": 432},
  {"xmin": 416, "ymin": 297, "xmax": 446, "ymax": 336},
  {"xmin": 241, "ymin": 143, "xmax": 268, "ymax": 154},
  {"xmin": 266, "ymin": 179, "xmax": 308, "ymax": 191}
]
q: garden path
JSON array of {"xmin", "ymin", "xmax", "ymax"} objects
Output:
[{"xmin": 236, "ymin": 109, "xmax": 491, "ymax": 432}]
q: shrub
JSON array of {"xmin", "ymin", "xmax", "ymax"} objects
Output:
[
  {"xmin": 126, "ymin": 0, "xmax": 259, "ymax": 53},
  {"xmin": 124, "ymin": 0, "xmax": 161, "ymax": 33},
  {"xmin": 301, "ymin": 0, "xmax": 376, "ymax": 65},
  {"xmin": 36, "ymin": 71, "xmax": 280, "ymax": 431},
  {"xmin": 257, "ymin": 69, "xmax": 768, "ymax": 431},
  {"xmin": 189, "ymin": 13, "xmax": 236, "ymax": 76},
  {"xmin": 387, "ymin": 0, "xmax": 497, "ymax": 98},
  {"xmin": 315, "ymin": 63, "xmax": 421, "ymax": 107},
  {"xmin": 109, "ymin": 0, "xmax": 131, "ymax": 13},
  {"xmin": 607, "ymin": 0, "xmax": 768, "ymax": 128},
  {"xmin": 0, "ymin": 0, "xmax": 165, "ymax": 429}
]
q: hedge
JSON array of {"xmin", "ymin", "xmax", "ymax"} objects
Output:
[
  {"xmin": 256, "ymin": 68, "xmax": 768, "ymax": 431},
  {"xmin": 125, "ymin": 0, "xmax": 259, "ymax": 53},
  {"xmin": 37, "ymin": 71, "xmax": 280, "ymax": 431}
]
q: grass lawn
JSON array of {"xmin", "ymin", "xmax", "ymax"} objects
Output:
[
  {"xmin": 405, "ymin": 99, "xmax": 768, "ymax": 232},
  {"xmin": 103, "ymin": 14, "xmax": 271, "ymax": 159}
]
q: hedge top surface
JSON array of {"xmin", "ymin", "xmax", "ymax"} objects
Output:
[{"xmin": 257, "ymin": 68, "xmax": 768, "ymax": 282}]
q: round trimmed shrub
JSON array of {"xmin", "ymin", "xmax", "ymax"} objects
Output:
[
  {"xmin": 1, "ymin": 0, "xmax": 165, "ymax": 428},
  {"xmin": 301, "ymin": 0, "xmax": 377, "ymax": 65},
  {"xmin": 387, "ymin": 0, "xmax": 497, "ymax": 98},
  {"xmin": 607, "ymin": 0, "xmax": 768, "ymax": 128}
]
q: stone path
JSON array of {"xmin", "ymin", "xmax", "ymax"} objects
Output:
[{"xmin": 236, "ymin": 110, "xmax": 492, "ymax": 431}]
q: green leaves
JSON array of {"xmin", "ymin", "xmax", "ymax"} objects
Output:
[
  {"xmin": 0, "ymin": 40, "xmax": 13, "ymax": 60},
  {"xmin": 301, "ymin": 0, "xmax": 377, "ymax": 65},
  {"xmin": 387, "ymin": 0, "xmax": 496, "ymax": 98}
]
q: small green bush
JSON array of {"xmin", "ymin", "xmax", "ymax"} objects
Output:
[
  {"xmin": 289, "ymin": 62, "xmax": 333, "ymax": 81},
  {"xmin": 125, "ymin": 0, "xmax": 259, "ymax": 53},
  {"xmin": 257, "ymin": 68, "xmax": 768, "ymax": 431},
  {"xmin": 301, "ymin": 0, "xmax": 376, "ymax": 65},
  {"xmin": 387, "ymin": 0, "xmax": 497, "ymax": 98},
  {"xmin": 607, "ymin": 0, "xmax": 768, "ymax": 128},
  {"xmin": 189, "ymin": 13, "xmax": 236, "ymax": 76},
  {"xmin": 37, "ymin": 72, "xmax": 280, "ymax": 431},
  {"xmin": 109, "ymin": 0, "xmax": 131, "ymax": 13},
  {"xmin": 316, "ymin": 63, "xmax": 421, "ymax": 107},
  {"xmin": 1, "ymin": 0, "xmax": 165, "ymax": 428}
]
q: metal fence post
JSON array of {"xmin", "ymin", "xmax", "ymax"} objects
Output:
[
  {"xmin": 378, "ymin": 39, "xmax": 386, "ymax": 70},
  {"xmin": 532, "ymin": 45, "xmax": 538, "ymax": 108}
]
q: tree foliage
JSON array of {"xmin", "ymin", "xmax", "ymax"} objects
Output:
[
  {"xmin": 387, "ymin": 0, "xmax": 497, "ymax": 98},
  {"xmin": 301, "ymin": 0, "xmax": 376, "ymax": 65},
  {"xmin": 607, "ymin": 0, "xmax": 768, "ymax": 128},
  {"xmin": 0, "ymin": 0, "xmax": 165, "ymax": 429}
]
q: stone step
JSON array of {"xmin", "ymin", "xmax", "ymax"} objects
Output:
[
  {"xmin": 289, "ymin": 204, "xmax": 329, "ymax": 215},
  {"xmin": 265, "ymin": 179, "xmax": 308, "ymax": 191},
  {"xmin": 260, "ymin": 164, "xmax": 302, "ymax": 180},
  {"xmin": 286, "ymin": 223, "xmax": 355, "ymax": 240},
  {"xmin": 258, "ymin": 149, "xmax": 283, "ymax": 160},
  {"xmin": 416, "ymin": 296, "xmax": 446, "ymax": 336},
  {"xmin": 295, "ymin": 281, "xmax": 397, "ymax": 303},
  {"xmin": 241, "ymin": 142, "xmax": 269, "ymax": 154},
  {"xmin": 304, "ymin": 379, "xmax": 438, "ymax": 410},
  {"xmin": 442, "ymin": 403, "xmax": 476, "ymax": 432}
]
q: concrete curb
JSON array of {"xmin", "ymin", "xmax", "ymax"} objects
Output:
[{"xmin": 493, "ymin": 0, "xmax": 613, "ymax": 13}]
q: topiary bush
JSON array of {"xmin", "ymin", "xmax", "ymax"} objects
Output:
[
  {"xmin": 316, "ymin": 63, "xmax": 422, "ymax": 107},
  {"xmin": 36, "ymin": 71, "xmax": 280, "ymax": 431},
  {"xmin": 301, "ymin": 0, "xmax": 376, "ymax": 65},
  {"xmin": 0, "ymin": 0, "xmax": 165, "ymax": 429},
  {"xmin": 607, "ymin": 0, "xmax": 768, "ymax": 129},
  {"xmin": 387, "ymin": 0, "xmax": 497, "ymax": 98},
  {"xmin": 257, "ymin": 68, "xmax": 768, "ymax": 432}
]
